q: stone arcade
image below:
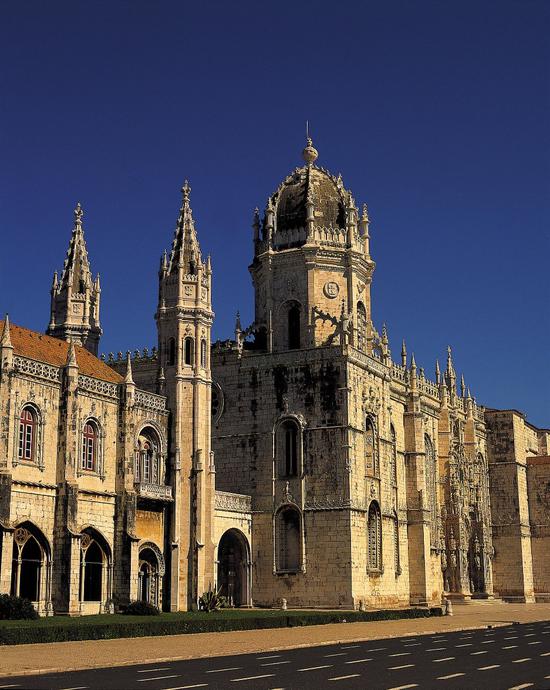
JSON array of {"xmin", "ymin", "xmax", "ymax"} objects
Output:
[{"xmin": 0, "ymin": 138, "xmax": 548, "ymax": 614}]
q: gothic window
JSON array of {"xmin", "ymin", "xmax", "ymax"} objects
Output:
[
  {"xmin": 425, "ymin": 434, "xmax": 438, "ymax": 548},
  {"xmin": 357, "ymin": 302, "xmax": 367, "ymax": 351},
  {"xmin": 390, "ymin": 424, "xmax": 398, "ymax": 487},
  {"xmin": 365, "ymin": 416, "xmax": 378, "ymax": 476},
  {"xmin": 367, "ymin": 501, "xmax": 382, "ymax": 571},
  {"xmin": 287, "ymin": 305, "xmax": 301, "ymax": 350},
  {"xmin": 276, "ymin": 419, "xmax": 300, "ymax": 478},
  {"xmin": 81, "ymin": 421, "xmax": 99, "ymax": 472},
  {"xmin": 184, "ymin": 337, "xmax": 194, "ymax": 365},
  {"xmin": 200, "ymin": 339, "xmax": 207, "ymax": 368},
  {"xmin": 11, "ymin": 526, "xmax": 48, "ymax": 602},
  {"xmin": 135, "ymin": 428, "xmax": 162, "ymax": 485},
  {"xmin": 275, "ymin": 507, "xmax": 301, "ymax": 572},
  {"xmin": 167, "ymin": 338, "xmax": 176, "ymax": 366},
  {"xmin": 18, "ymin": 406, "xmax": 37, "ymax": 462}
]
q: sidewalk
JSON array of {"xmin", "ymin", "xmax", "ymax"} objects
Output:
[{"xmin": 1, "ymin": 602, "xmax": 549, "ymax": 678}]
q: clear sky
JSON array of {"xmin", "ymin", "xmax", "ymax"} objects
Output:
[{"xmin": 1, "ymin": 1, "xmax": 548, "ymax": 427}]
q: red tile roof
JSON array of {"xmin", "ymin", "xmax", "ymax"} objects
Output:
[{"xmin": 0, "ymin": 320, "xmax": 123, "ymax": 384}]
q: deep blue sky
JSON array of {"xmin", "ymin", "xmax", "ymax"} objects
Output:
[{"xmin": 1, "ymin": 1, "xmax": 548, "ymax": 427}]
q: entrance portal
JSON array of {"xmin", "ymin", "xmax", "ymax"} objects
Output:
[{"xmin": 217, "ymin": 530, "xmax": 250, "ymax": 607}]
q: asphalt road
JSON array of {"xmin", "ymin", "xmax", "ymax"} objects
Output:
[{"xmin": 1, "ymin": 620, "xmax": 550, "ymax": 690}]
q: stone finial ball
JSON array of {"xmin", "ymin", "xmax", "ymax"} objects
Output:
[{"xmin": 302, "ymin": 138, "xmax": 318, "ymax": 164}]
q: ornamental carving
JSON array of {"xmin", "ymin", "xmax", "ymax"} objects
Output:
[
  {"xmin": 323, "ymin": 281, "xmax": 340, "ymax": 299},
  {"xmin": 14, "ymin": 527, "xmax": 29, "ymax": 546}
]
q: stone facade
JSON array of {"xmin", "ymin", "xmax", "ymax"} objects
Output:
[{"xmin": 0, "ymin": 137, "xmax": 547, "ymax": 614}]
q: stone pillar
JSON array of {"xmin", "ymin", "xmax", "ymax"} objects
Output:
[{"xmin": 0, "ymin": 529, "xmax": 13, "ymax": 594}]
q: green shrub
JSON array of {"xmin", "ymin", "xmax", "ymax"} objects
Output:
[
  {"xmin": 0, "ymin": 594, "xmax": 38, "ymax": 620},
  {"xmin": 198, "ymin": 588, "xmax": 227, "ymax": 612},
  {"xmin": 124, "ymin": 600, "xmax": 160, "ymax": 616}
]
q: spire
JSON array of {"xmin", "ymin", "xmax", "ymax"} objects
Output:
[
  {"xmin": 1, "ymin": 315, "xmax": 13, "ymax": 348},
  {"xmin": 252, "ymin": 207, "xmax": 260, "ymax": 243},
  {"xmin": 167, "ymin": 180, "xmax": 202, "ymax": 275},
  {"xmin": 410, "ymin": 353, "xmax": 417, "ymax": 392},
  {"xmin": 460, "ymin": 373, "xmax": 466, "ymax": 398},
  {"xmin": 59, "ymin": 202, "xmax": 93, "ymax": 293},
  {"xmin": 445, "ymin": 345, "xmax": 457, "ymax": 394},
  {"xmin": 401, "ymin": 339, "xmax": 407, "ymax": 367},
  {"xmin": 47, "ymin": 203, "xmax": 102, "ymax": 354},
  {"xmin": 124, "ymin": 352, "xmax": 134, "ymax": 384},
  {"xmin": 435, "ymin": 359, "xmax": 441, "ymax": 385},
  {"xmin": 66, "ymin": 341, "xmax": 78, "ymax": 368}
]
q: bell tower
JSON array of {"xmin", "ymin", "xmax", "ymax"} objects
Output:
[
  {"xmin": 157, "ymin": 181, "xmax": 215, "ymax": 610},
  {"xmin": 47, "ymin": 203, "xmax": 102, "ymax": 355},
  {"xmin": 249, "ymin": 137, "xmax": 376, "ymax": 353}
]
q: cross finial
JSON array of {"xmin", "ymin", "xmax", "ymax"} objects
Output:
[{"xmin": 182, "ymin": 179, "xmax": 191, "ymax": 201}]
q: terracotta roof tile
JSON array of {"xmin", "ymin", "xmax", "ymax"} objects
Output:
[{"xmin": 0, "ymin": 320, "xmax": 123, "ymax": 384}]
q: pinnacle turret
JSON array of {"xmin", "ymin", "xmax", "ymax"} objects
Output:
[
  {"xmin": 47, "ymin": 203, "xmax": 102, "ymax": 354},
  {"xmin": 167, "ymin": 180, "xmax": 202, "ymax": 275},
  {"xmin": 1, "ymin": 314, "xmax": 12, "ymax": 349}
]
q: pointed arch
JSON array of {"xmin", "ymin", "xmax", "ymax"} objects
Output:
[
  {"xmin": 367, "ymin": 501, "xmax": 382, "ymax": 571},
  {"xmin": 356, "ymin": 301, "xmax": 367, "ymax": 351},
  {"xmin": 365, "ymin": 415, "xmax": 379, "ymax": 476},
  {"xmin": 11, "ymin": 522, "xmax": 51, "ymax": 610},
  {"xmin": 275, "ymin": 505, "xmax": 302, "ymax": 572}
]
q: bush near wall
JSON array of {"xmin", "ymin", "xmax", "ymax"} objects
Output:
[{"xmin": 0, "ymin": 606, "xmax": 442, "ymax": 646}]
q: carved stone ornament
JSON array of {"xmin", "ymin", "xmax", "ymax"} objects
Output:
[
  {"xmin": 323, "ymin": 281, "xmax": 340, "ymax": 299},
  {"xmin": 370, "ymin": 482, "xmax": 377, "ymax": 498},
  {"xmin": 80, "ymin": 533, "xmax": 92, "ymax": 549},
  {"xmin": 184, "ymin": 285, "xmax": 193, "ymax": 297},
  {"xmin": 357, "ymin": 282, "xmax": 365, "ymax": 294},
  {"xmin": 14, "ymin": 527, "xmax": 29, "ymax": 546}
]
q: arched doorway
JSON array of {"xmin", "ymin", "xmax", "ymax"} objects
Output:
[
  {"xmin": 79, "ymin": 529, "xmax": 112, "ymax": 612},
  {"xmin": 217, "ymin": 530, "xmax": 251, "ymax": 607},
  {"xmin": 138, "ymin": 544, "xmax": 164, "ymax": 608},
  {"xmin": 10, "ymin": 523, "xmax": 51, "ymax": 614}
]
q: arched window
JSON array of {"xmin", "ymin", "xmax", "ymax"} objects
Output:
[
  {"xmin": 81, "ymin": 421, "xmax": 98, "ymax": 472},
  {"xmin": 11, "ymin": 524, "xmax": 50, "ymax": 606},
  {"xmin": 276, "ymin": 507, "xmax": 301, "ymax": 572},
  {"xmin": 167, "ymin": 338, "xmax": 176, "ymax": 366},
  {"xmin": 425, "ymin": 434, "xmax": 438, "ymax": 549},
  {"xmin": 357, "ymin": 302, "xmax": 367, "ymax": 351},
  {"xmin": 365, "ymin": 416, "xmax": 378, "ymax": 476},
  {"xmin": 276, "ymin": 420, "xmax": 300, "ymax": 478},
  {"xmin": 138, "ymin": 546, "xmax": 162, "ymax": 607},
  {"xmin": 367, "ymin": 501, "xmax": 382, "ymax": 571},
  {"xmin": 390, "ymin": 424, "xmax": 397, "ymax": 487},
  {"xmin": 135, "ymin": 428, "xmax": 162, "ymax": 485},
  {"xmin": 287, "ymin": 305, "xmax": 301, "ymax": 350},
  {"xmin": 184, "ymin": 337, "xmax": 194, "ymax": 365},
  {"xmin": 200, "ymin": 339, "xmax": 207, "ymax": 368},
  {"xmin": 18, "ymin": 406, "xmax": 37, "ymax": 462}
]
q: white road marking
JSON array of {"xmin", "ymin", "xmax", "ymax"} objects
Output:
[
  {"xmin": 541, "ymin": 651, "xmax": 550, "ymax": 656},
  {"xmin": 328, "ymin": 675, "xmax": 361, "ymax": 682},
  {"xmin": 512, "ymin": 658, "xmax": 531, "ymax": 663},
  {"xmin": 60, "ymin": 687, "xmax": 88, "ymax": 690},
  {"xmin": 433, "ymin": 657, "xmax": 454, "ymax": 663},
  {"xmin": 366, "ymin": 647, "xmax": 387, "ymax": 651},
  {"xmin": 385, "ymin": 685, "xmax": 418, "ymax": 690},
  {"xmin": 324, "ymin": 652, "xmax": 347, "ymax": 657},
  {"xmin": 206, "ymin": 668, "xmax": 243, "ymax": 673},
  {"xmin": 471, "ymin": 651, "xmax": 488, "ymax": 655},
  {"xmin": 165, "ymin": 685, "xmax": 208, "ymax": 690},
  {"xmin": 340, "ymin": 644, "xmax": 360, "ymax": 649},
  {"xmin": 388, "ymin": 664, "xmax": 415, "ymax": 670},
  {"xmin": 297, "ymin": 665, "xmax": 333, "ymax": 672},
  {"xmin": 137, "ymin": 676, "xmax": 179, "ymax": 683},
  {"xmin": 503, "ymin": 645, "xmax": 518, "ymax": 649},
  {"xmin": 403, "ymin": 643, "xmax": 422, "ymax": 647},
  {"xmin": 455, "ymin": 643, "xmax": 473, "ymax": 647},
  {"xmin": 138, "ymin": 668, "xmax": 172, "ymax": 673},
  {"xmin": 524, "ymin": 634, "xmax": 536, "ymax": 637},
  {"xmin": 0, "ymin": 686, "xmax": 21, "ymax": 689},
  {"xmin": 437, "ymin": 674, "xmax": 465, "ymax": 680},
  {"xmin": 231, "ymin": 674, "xmax": 275, "ymax": 682},
  {"xmin": 345, "ymin": 658, "xmax": 373, "ymax": 664},
  {"xmin": 261, "ymin": 661, "xmax": 291, "ymax": 666},
  {"xmin": 504, "ymin": 636, "xmax": 518, "ymax": 640},
  {"xmin": 478, "ymin": 665, "xmax": 500, "ymax": 670},
  {"xmin": 256, "ymin": 655, "xmax": 281, "ymax": 659},
  {"xmin": 426, "ymin": 647, "xmax": 446, "ymax": 651},
  {"xmin": 481, "ymin": 640, "xmax": 496, "ymax": 644},
  {"xmin": 389, "ymin": 652, "xmax": 411, "ymax": 657},
  {"xmin": 528, "ymin": 641, "xmax": 541, "ymax": 645},
  {"xmin": 507, "ymin": 684, "xmax": 534, "ymax": 690}
]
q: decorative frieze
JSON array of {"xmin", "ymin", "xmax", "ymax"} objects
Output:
[
  {"xmin": 13, "ymin": 356, "xmax": 61, "ymax": 383},
  {"xmin": 78, "ymin": 375, "xmax": 118, "ymax": 399},
  {"xmin": 215, "ymin": 490, "xmax": 252, "ymax": 513},
  {"xmin": 135, "ymin": 389, "xmax": 168, "ymax": 412}
]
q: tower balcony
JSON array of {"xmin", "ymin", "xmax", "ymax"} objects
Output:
[{"xmin": 135, "ymin": 482, "xmax": 173, "ymax": 501}]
